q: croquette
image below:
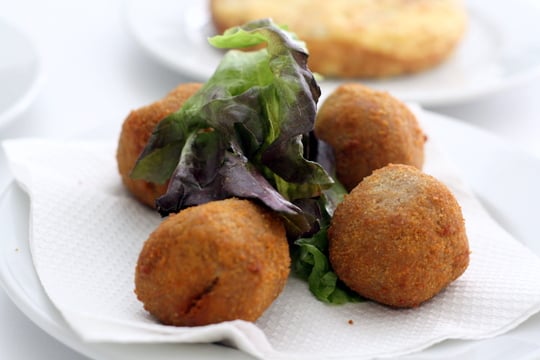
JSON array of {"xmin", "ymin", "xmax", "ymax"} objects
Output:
[
  {"xmin": 315, "ymin": 84, "xmax": 426, "ymax": 191},
  {"xmin": 328, "ymin": 164, "xmax": 469, "ymax": 308},
  {"xmin": 117, "ymin": 83, "xmax": 202, "ymax": 208},
  {"xmin": 135, "ymin": 198, "xmax": 290, "ymax": 326}
]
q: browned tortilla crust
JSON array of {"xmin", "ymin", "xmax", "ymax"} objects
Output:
[{"xmin": 210, "ymin": 0, "xmax": 467, "ymax": 78}]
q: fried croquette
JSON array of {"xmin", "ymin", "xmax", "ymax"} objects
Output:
[
  {"xmin": 315, "ymin": 83, "xmax": 426, "ymax": 191},
  {"xmin": 135, "ymin": 198, "xmax": 290, "ymax": 326},
  {"xmin": 117, "ymin": 83, "xmax": 202, "ymax": 208},
  {"xmin": 329, "ymin": 164, "xmax": 469, "ymax": 308}
]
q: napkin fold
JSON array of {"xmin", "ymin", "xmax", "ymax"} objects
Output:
[{"xmin": 3, "ymin": 128, "xmax": 540, "ymax": 359}]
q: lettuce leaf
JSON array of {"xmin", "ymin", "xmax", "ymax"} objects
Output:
[
  {"xmin": 131, "ymin": 18, "xmax": 360, "ymax": 304},
  {"xmin": 294, "ymin": 229, "xmax": 362, "ymax": 304},
  {"xmin": 292, "ymin": 165, "xmax": 364, "ymax": 304},
  {"xmin": 130, "ymin": 19, "xmax": 333, "ymax": 237}
]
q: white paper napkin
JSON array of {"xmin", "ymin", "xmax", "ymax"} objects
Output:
[{"xmin": 3, "ymin": 131, "xmax": 540, "ymax": 360}]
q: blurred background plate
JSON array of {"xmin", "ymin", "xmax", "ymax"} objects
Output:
[
  {"xmin": 126, "ymin": 0, "xmax": 540, "ymax": 107},
  {"xmin": 0, "ymin": 19, "xmax": 43, "ymax": 129}
]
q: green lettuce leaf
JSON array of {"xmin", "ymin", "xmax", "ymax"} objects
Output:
[
  {"xmin": 130, "ymin": 18, "xmax": 361, "ymax": 304},
  {"xmin": 292, "ymin": 170, "xmax": 364, "ymax": 304},
  {"xmin": 130, "ymin": 18, "xmax": 333, "ymax": 237}
]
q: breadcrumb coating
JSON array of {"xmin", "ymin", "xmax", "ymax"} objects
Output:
[
  {"xmin": 135, "ymin": 198, "xmax": 290, "ymax": 326},
  {"xmin": 329, "ymin": 164, "xmax": 469, "ymax": 308},
  {"xmin": 315, "ymin": 83, "xmax": 426, "ymax": 191},
  {"xmin": 116, "ymin": 83, "xmax": 202, "ymax": 207}
]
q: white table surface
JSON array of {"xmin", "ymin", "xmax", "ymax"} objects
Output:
[{"xmin": 1, "ymin": 1, "xmax": 540, "ymax": 359}]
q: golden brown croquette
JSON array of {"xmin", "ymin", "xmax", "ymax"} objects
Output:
[
  {"xmin": 329, "ymin": 164, "xmax": 469, "ymax": 308},
  {"xmin": 135, "ymin": 198, "xmax": 290, "ymax": 326},
  {"xmin": 117, "ymin": 83, "xmax": 203, "ymax": 208},
  {"xmin": 315, "ymin": 84, "xmax": 426, "ymax": 191}
]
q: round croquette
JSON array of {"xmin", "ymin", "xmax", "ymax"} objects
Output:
[
  {"xmin": 135, "ymin": 198, "xmax": 290, "ymax": 326},
  {"xmin": 328, "ymin": 164, "xmax": 469, "ymax": 308},
  {"xmin": 315, "ymin": 83, "xmax": 426, "ymax": 191},
  {"xmin": 117, "ymin": 83, "xmax": 202, "ymax": 208}
]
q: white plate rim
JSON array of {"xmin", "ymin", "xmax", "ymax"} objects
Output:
[
  {"xmin": 0, "ymin": 18, "xmax": 45, "ymax": 129},
  {"xmin": 1, "ymin": 110, "xmax": 540, "ymax": 359},
  {"xmin": 125, "ymin": 0, "xmax": 540, "ymax": 107}
]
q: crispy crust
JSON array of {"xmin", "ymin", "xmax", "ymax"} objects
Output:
[
  {"xmin": 135, "ymin": 198, "xmax": 290, "ymax": 326},
  {"xmin": 116, "ymin": 83, "xmax": 202, "ymax": 208},
  {"xmin": 329, "ymin": 164, "xmax": 470, "ymax": 308},
  {"xmin": 210, "ymin": 0, "xmax": 467, "ymax": 78},
  {"xmin": 315, "ymin": 83, "xmax": 426, "ymax": 191},
  {"xmin": 304, "ymin": 36, "xmax": 461, "ymax": 78}
]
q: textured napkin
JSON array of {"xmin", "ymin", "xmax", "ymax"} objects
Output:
[{"xmin": 3, "ymin": 125, "xmax": 540, "ymax": 359}]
